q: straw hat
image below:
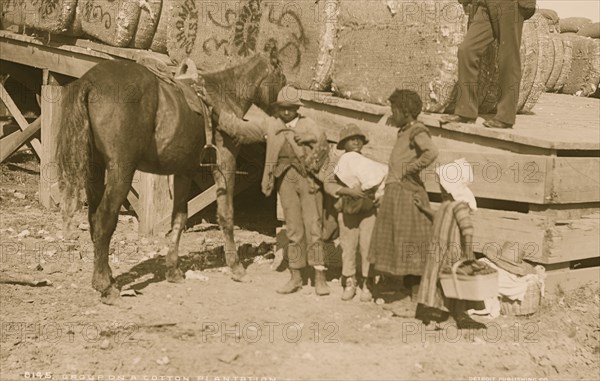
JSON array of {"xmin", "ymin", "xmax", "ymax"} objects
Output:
[
  {"xmin": 484, "ymin": 242, "xmax": 536, "ymax": 276},
  {"xmin": 435, "ymin": 158, "xmax": 477, "ymax": 210},
  {"xmin": 337, "ymin": 123, "xmax": 369, "ymax": 149},
  {"xmin": 270, "ymin": 85, "xmax": 303, "ymax": 109}
]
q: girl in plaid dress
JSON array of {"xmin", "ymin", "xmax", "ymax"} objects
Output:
[{"xmin": 368, "ymin": 90, "xmax": 439, "ymax": 279}]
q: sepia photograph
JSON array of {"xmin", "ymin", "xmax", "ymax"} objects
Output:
[{"xmin": 0, "ymin": 0, "xmax": 598, "ymax": 380}]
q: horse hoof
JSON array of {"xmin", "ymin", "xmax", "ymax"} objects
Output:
[
  {"xmin": 166, "ymin": 267, "xmax": 185, "ymax": 283},
  {"xmin": 100, "ymin": 286, "xmax": 122, "ymax": 306}
]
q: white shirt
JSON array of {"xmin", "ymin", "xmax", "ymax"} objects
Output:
[{"xmin": 335, "ymin": 151, "xmax": 388, "ymax": 198}]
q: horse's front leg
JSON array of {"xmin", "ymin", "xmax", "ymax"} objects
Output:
[
  {"xmin": 165, "ymin": 174, "xmax": 191, "ymax": 283},
  {"xmin": 213, "ymin": 134, "xmax": 248, "ymax": 282}
]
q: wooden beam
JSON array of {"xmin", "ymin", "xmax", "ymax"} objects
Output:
[
  {"xmin": 547, "ymin": 157, "xmax": 600, "ymax": 204},
  {"xmin": 0, "ymin": 33, "xmax": 109, "ymax": 78},
  {"xmin": 0, "ymin": 117, "xmax": 40, "ymax": 162},
  {"xmin": 0, "ymin": 82, "xmax": 42, "ymax": 158},
  {"xmin": 39, "ymin": 82, "xmax": 62, "ymax": 208},
  {"xmin": 544, "ymin": 265, "xmax": 600, "ymax": 293},
  {"xmin": 138, "ymin": 173, "xmax": 172, "ymax": 236}
]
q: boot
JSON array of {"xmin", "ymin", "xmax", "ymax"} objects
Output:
[
  {"xmin": 342, "ymin": 276, "xmax": 357, "ymax": 301},
  {"xmin": 360, "ymin": 277, "xmax": 373, "ymax": 302},
  {"xmin": 276, "ymin": 268, "xmax": 303, "ymax": 294},
  {"xmin": 314, "ymin": 269, "xmax": 330, "ymax": 296},
  {"xmin": 415, "ymin": 303, "xmax": 450, "ymax": 325},
  {"xmin": 455, "ymin": 312, "xmax": 486, "ymax": 330}
]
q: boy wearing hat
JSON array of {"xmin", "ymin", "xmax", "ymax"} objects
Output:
[
  {"xmin": 414, "ymin": 158, "xmax": 486, "ymax": 329},
  {"xmin": 215, "ymin": 86, "xmax": 331, "ymax": 296},
  {"xmin": 322, "ymin": 124, "xmax": 388, "ymax": 301}
]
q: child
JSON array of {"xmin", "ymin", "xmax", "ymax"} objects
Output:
[
  {"xmin": 323, "ymin": 123, "xmax": 388, "ymax": 301},
  {"xmin": 414, "ymin": 158, "xmax": 486, "ymax": 329},
  {"xmin": 368, "ymin": 89, "xmax": 438, "ymax": 289}
]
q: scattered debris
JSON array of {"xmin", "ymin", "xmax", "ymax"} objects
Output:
[
  {"xmin": 184, "ymin": 270, "xmax": 209, "ymax": 281},
  {"xmin": 218, "ymin": 350, "xmax": 239, "ymax": 364},
  {"xmin": 0, "ymin": 273, "xmax": 52, "ymax": 287},
  {"xmin": 13, "ymin": 191, "xmax": 25, "ymax": 200},
  {"xmin": 78, "ymin": 223, "xmax": 89, "ymax": 231},
  {"xmin": 156, "ymin": 356, "xmax": 170, "ymax": 366}
]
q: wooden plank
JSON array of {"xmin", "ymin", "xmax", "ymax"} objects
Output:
[
  {"xmin": 0, "ymin": 35, "xmax": 108, "ymax": 78},
  {"xmin": 544, "ymin": 266, "xmax": 600, "ymax": 293},
  {"xmin": 0, "ymin": 82, "xmax": 42, "ymax": 158},
  {"xmin": 138, "ymin": 173, "xmax": 173, "ymax": 236},
  {"xmin": 546, "ymin": 213, "xmax": 600, "ymax": 264},
  {"xmin": 39, "ymin": 83, "xmax": 62, "ymax": 208},
  {"xmin": 0, "ymin": 118, "xmax": 40, "ymax": 162},
  {"xmin": 548, "ymin": 157, "xmax": 600, "ymax": 204}
]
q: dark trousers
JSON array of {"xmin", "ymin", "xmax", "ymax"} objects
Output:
[{"xmin": 455, "ymin": 1, "xmax": 525, "ymax": 125}]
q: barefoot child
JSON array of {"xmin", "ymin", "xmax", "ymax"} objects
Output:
[{"xmin": 322, "ymin": 124, "xmax": 388, "ymax": 301}]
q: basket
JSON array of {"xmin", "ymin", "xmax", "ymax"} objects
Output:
[
  {"xmin": 439, "ymin": 259, "xmax": 499, "ymax": 301},
  {"xmin": 500, "ymin": 280, "xmax": 541, "ymax": 316}
]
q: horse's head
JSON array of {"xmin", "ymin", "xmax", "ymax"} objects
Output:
[
  {"xmin": 254, "ymin": 39, "xmax": 287, "ymax": 111},
  {"xmin": 203, "ymin": 40, "xmax": 286, "ymax": 118}
]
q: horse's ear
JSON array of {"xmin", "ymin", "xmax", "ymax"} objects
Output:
[{"xmin": 263, "ymin": 39, "xmax": 280, "ymax": 67}]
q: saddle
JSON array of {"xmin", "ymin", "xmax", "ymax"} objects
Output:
[{"xmin": 137, "ymin": 56, "xmax": 217, "ymax": 168}]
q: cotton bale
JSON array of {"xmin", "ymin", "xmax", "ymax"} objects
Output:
[
  {"xmin": 79, "ymin": 0, "xmax": 141, "ymax": 47},
  {"xmin": 129, "ymin": 0, "xmax": 162, "ymax": 49},
  {"xmin": 331, "ymin": 0, "xmax": 468, "ymax": 112},
  {"xmin": 560, "ymin": 34, "xmax": 600, "ymax": 96}
]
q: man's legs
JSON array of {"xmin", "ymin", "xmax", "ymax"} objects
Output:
[
  {"xmin": 492, "ymin": 1, "xmax": 524, "ymax": 125},
  {"xmin": 453, "ymin": 6, "xmax": 495, "ymax": 120}
]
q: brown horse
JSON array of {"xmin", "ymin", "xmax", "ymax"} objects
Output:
[{"xmin": 56, "ymin": 48, "xmax": 286, "ymax": 304}]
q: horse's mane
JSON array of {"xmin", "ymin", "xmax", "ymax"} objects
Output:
[{"xmin": 202, "ymin": 54, "xmax": 279, "ymax": 117}]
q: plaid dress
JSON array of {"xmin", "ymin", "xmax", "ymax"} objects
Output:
[
  {"xmin": 367, "ymin": 121, "xmax": 438, "ymax": 276},
  {"xmin": 416, "ymin": 201, "xmax": 475, "ymax": 309}
]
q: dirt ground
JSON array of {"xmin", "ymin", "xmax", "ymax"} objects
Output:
[{"xmin": 1, "ymin": 150, "xmax": 599, "ymax": 381}]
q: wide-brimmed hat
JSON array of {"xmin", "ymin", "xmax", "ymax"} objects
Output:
[
  {"xmin": 435, "ymin": 158, "xmax": 477, "ymax": 211},
  {"xmin": 484, "ymin": 242, "xmax": 536, "ymax": 276},
  {"xmin": 337, "ymin": 123, "xmax": 369, "ymax": 149},
  {"xmin": 270, "ymin": 85, "xmax": 303, "ymax": 109}
]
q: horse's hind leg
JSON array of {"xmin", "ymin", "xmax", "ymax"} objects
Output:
[
  {"xmin": 86, "ymin": 154, "xmax": 105, "ymax": 240},
  {"xmin": 91, "ymin": 165, "xmax": 136, "ymax": 305},
  {"xmin": 165, "ymin": 174, "xmax": 191, "ymax": 283}
]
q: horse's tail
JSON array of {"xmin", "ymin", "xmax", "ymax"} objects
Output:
[{"xmin": 56, "ymin": 80, "xmax": 92, "ymax": 236}]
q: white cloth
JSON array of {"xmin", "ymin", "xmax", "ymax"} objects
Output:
[
  {"xmin": 435, "ymin": 158, "xmax": 477, "ymax": 211},
  {"xmin": 286, "ymin": 117, "xmax": 299, "ymax": 129},
  {"xmin": 479, "ymin": 258, "xmax": 545, "ymax": 302},
  {"xmin": 335, "ymin": 151, "xmax": 388, "ymax": 199}
]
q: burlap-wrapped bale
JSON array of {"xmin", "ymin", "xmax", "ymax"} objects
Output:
[
  {"xmin": 1, "ymin": 0, "xmax": 77, "ymax": 33},
  {"xmin": 149, "ymin": 0, "xmax": 169, "ymax": 53},
  {"xmin": 545, "ymin": 34, "xmax": 563, "ymax": 91},
  {"xmin": 559, "ymin": 17, "xmax": 592, "ymax": 33},
  {"xmin": 254, "ymin": 0, "xmax": 338, "ymax": 90},
  {"xmin": 129, "ymin": 0, "xmax": 162, "ymax": 49},
  {"xmin": 332, "ymin": 0, "xmax": 467, "ymax": 111},
  {"xmin": 577, "ymin": 22, "xmax": 600, "ymax": 39},
  {"xmin": 80, "ymin": 0, "xmax": 141, "ymax": 47},
  {"xmin": 167, "ymin": 0, "xmax": 254, "ymax": 71},
  {"xmin": 560, "ymin": 35, "xmax": 600, "ymax": 96},
  {"xmin": 1, "ymin": 0, "xmax": 25, "ymax": 31},
  {"xmin": 554, "ymin": 38, "xmax": 573, "ymax": 92},
  {"xmin": 477, "ymin": 12, "xmax": 548, "ymax": 114},
  {"xmin": 538, "ymin": 8, "xmax": 559, "ymax": 33},
  {"xmin": 166, "ymin": 0, "xmax": 335, "ymax": 89}
]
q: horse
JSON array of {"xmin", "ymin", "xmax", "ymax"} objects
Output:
[{"xmin": 56, "ymin": 47, "xmax": 286, "ymax": 304}]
